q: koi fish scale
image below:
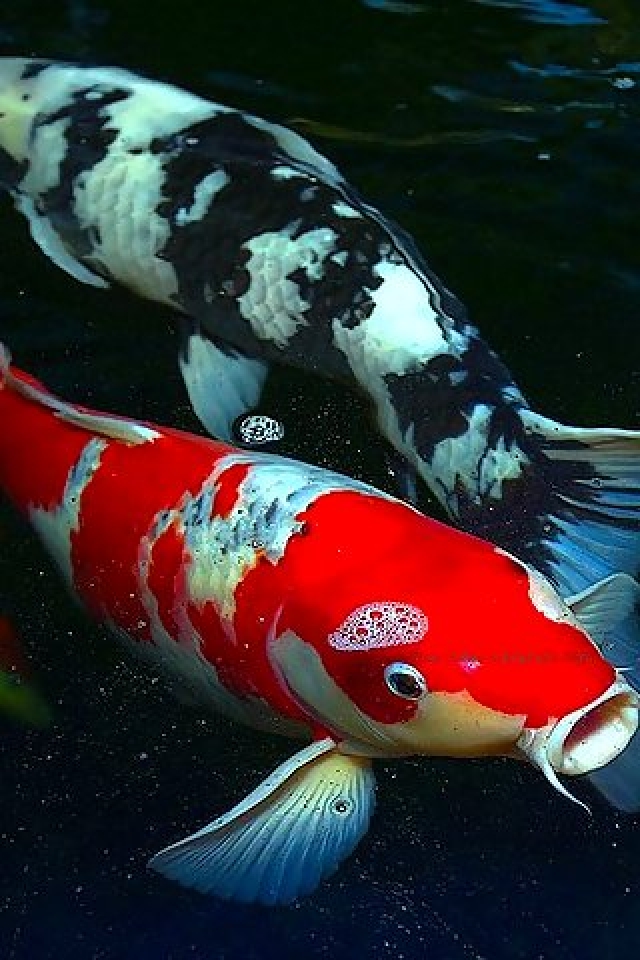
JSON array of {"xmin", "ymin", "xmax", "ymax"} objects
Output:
[{"xmin": 127, "ymin": 509, "xmax": 303, "ymax": 736}]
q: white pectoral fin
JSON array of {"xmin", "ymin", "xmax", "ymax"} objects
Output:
[
  {"xmin": 567, "ymin": 574, "xmax": 640, "ymax": 646},
  {"xmin": 149, "ymin": 738, "xmax": 376, "ymax": 905},
  {"xmin": 179, "ymin": 323, "xmax": 270, "ymax": 442},
  {"xmin": 15, "ymin": 194, "xmax": 110, "ymax": 288}
]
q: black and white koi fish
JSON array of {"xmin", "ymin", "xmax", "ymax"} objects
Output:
[{"xmin": 0, "ymin": 58, "xmax": 639, "ymax": 609}]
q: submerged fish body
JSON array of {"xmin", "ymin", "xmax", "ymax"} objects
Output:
[
  {"xmin": 0, "ymin": 345, "xmax": 639, "ymax": 903},
  {"xmin": 0, "ymin": 59, "xmax": 639, "ymax": 607},
  {"xmin": 0, "ymin": 614, "xmax": 52, "ymax": 727}
]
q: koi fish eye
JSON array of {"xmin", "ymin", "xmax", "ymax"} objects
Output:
[{"xmin": 384, "ymin": 662, "xmax": 427, "ymax": 700}]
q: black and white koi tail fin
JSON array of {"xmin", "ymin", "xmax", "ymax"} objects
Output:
[
  {"xmin": 516, "ymin": 411, "xmax": 640, "ymax": 600},
  {"xmin": 510, "ymin": 411, "xmax": 640, "ymax": 812},
  {"xmin": 458, "ymin": 408, "xmax": 640, "ymax": 605}
]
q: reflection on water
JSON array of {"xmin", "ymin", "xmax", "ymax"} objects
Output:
[
  {"xmin": 360, "ymin": 0, "xmax": 426, "ymax": 13},
  {"xmin": 0, "ymin": 1, "xmax": 639, "ymax": 958},
  {"xmin": 473, "ymin": 0, "xmax": 606, "ymax": 25}
]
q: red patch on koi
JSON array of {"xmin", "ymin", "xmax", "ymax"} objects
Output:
[
  {"xmin": 0, "ymin": 372, "xmax": 93, "ymax": 513},
  {"xmin": 213, "ymin": 463, "xmax": 249, "ymax": 517}
]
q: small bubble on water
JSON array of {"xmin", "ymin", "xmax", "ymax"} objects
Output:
[{"xmin": 235, "ymin": 414, "xmax": 285, "ymax": 445}]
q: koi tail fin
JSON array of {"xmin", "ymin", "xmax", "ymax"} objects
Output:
[
  {"xmin": 458, "ymin": 409, "xmax": 640, "ymax": 603},
  {"xmin": 514, "ymin": 411, "xmax": 640, "ymax": 599}
]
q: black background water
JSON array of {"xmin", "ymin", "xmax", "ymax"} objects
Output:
[{"xmin": 0, "ymin": 1, "xmax": 639, "ymax": 957}]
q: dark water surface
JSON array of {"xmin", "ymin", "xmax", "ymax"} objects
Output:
[{"xmin": 0, "ymin": 1, "xmax": 639, "ymax": 958}]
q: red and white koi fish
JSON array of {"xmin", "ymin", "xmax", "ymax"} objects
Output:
[{"xmin": 0, "ymin": 345, "xmax": 638, "ymax": 904}]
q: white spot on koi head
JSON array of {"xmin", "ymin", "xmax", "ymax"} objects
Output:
[
  {"xmin": 328, "ymin": 602, "xmax": 428, "ymax": 651},
  {"xmin": 495, "ymin": 547, "xmax": 572, "ymax": 625},
  {"xmin": 527, "ymin": 569, "xmax": 573, "ymax": 623}
]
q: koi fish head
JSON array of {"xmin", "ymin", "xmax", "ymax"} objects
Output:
[
  {"xmin": 0, "ymin": 58, "xmax": 55, "ymax": 168},
  {"xmin": 270, "ymin": 511, "xmax": 639, "ymax": 804}
]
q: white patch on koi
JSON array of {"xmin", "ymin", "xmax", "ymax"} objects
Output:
[
  {"xmin": 107, "ymin": 607, "xmax": 301, "ymax": 736},
  {"xmin": 180, "ymin": 451, "xmax": 390, "ymax": 621},
  {"xmin": 493, "ymin": 546, "xmax": 573, "ymax": 625},
  {"xmin": 73, "ymin": 147, "xmax": 179, "ymax": 303},
  {"xmin": 0, "ymin": 58, "xmax": 42, "ymax": 162},
  {"xmin": 527, "ymin": 569, "xmax": 573, "ymax": 624},
  {"xmin": 328, "ymin": 602, "xmax": 428, "ymax": 652},
  {"xmin": 126, "ymin": 483, "xmax": 306, "ymax": 736},
  {"xmin": 270, "ymin": 165, "xmax": 307, "ymax": 180},
  {"xmin": 21, "ymin": 115, "xmax": 71, "ymax": 196},
  {"xmin": 332, "ymin": 201, "xmax": 362, "ymax": 219},
  {"xmin": 238, "ymin": 226, "xmax": 336, "ymax": 347},
  {"xmin": 333, "ymin": 260, "xmax": 451, "ymax": 378},
  {"xmin": 174, "ymin": 169, "xmax": 230, "ymax": 226},
  {"xmin": 328, "ymin": 258, "xmax": 528, "ymax": 516},
  {"xmin": 11, "ymin": 66, "xmax": 239, "ymax": 306},
  {"xmin": 29, "ymin": 437, "xmax": 107, "ymax": 586},
  {"xmin": 428, "ymin": 404, "xmax": 529, "ymax": 510},
  {"xmin": 181, "ymin": 486, "xmax": 263, "ymax": 621},
  {"xmin": 75, "ymin": 66, "xmax": 230, "ymax": 141}
]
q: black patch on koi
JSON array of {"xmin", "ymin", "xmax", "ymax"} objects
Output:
[
  {"xmin": 384, "ymin": 335, "xmax": 517, "ymax": 458},
  {"xmin": 34, "ymin": 87, "xmax": 131, "ymax": 257},
  {"xmin": 146, "ymin": 113, "xmax": 406, "ymax": 371},
  {"xmin": 149, "ymin": 111, "xmax": 284, "ymax": 165},
  {"xmin": 263, "ymin": 500, "xmax": 279, "ymax": 528},
  {"xmin": 455, "ymin": 431, "xmax": 599, "ymax": 574},
  {"xmin": 20, "ymin": 61, "xmax": 52, "ymax": 81},
  {"xmin": 0, "ymin": 149, "xmax": 28, "ymax": 190}
]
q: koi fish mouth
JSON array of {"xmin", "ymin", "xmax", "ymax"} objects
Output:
[{"xmin": 516, "ymin": 678, "xmax": 639, "ymax": 808}]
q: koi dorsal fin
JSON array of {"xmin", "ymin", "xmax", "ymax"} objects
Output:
[{"xmin": 0, "ymin": 343, "xmax": 159, "ymax": 445}]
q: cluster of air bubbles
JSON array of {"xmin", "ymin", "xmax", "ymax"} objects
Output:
[
  {"xmin": 234, "ymin": 414, "xmax": 285, "ymax": 446},
  {"xmin": 329, "ymin": 602, "xmax": 428, "ymax": 651},
  {"xmin": 612, "ymin": 77, "xmax": 635, "ymax": 90}
]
